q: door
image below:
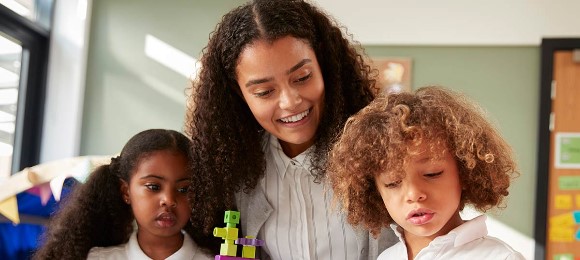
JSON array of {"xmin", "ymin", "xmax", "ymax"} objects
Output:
[{"xmin": 535, "ymin": 39, "xmax": 580, "ymax": 260}]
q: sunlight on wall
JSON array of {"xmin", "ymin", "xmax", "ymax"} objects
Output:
[
  {"xmin": 461, "ymin": 206, "xmax": 535, "ymax": 259},
  {"xmin": 144, "ymin": 34, "xmax": 200, "ymax": 80}
]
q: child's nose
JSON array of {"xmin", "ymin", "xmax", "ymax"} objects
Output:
[
  {"xmin": 405, "ymin": 182, "xmax": 427, "ymax": 203},
  {"xmin": 161, "ymin": 191, "xmax": 177, "ymax": 208}
]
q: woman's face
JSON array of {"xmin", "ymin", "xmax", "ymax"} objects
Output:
[{"xmin": 236, "ymin": 36, "xmax": 325, "ymax": 157}]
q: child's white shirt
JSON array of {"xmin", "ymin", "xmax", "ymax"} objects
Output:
[
  {"xmin": 377, "ymin": 215, "xmax": 525, "ymax": 260},
  {"xmin": 87, "ymin": 230, "xmax": 212, "ymax": 260}
]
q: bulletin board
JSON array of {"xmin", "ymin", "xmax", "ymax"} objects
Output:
[{"xmin": 535, "ymin": 39, "xmax": 580, "ymax": 260}]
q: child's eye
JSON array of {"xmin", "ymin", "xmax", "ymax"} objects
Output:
[
  {"xmin": 384, "ymin": 180, "xmax": 401, "ymax": 189},
  {"xmin": 424, "ymin": 171, "xmax": 443, "ymax": 178},
  {"xmin": 254, "ymin": 89, "xmax": 273, "ymax": 98},
  {"xmin": 177, "ymin": 187, "xmax": 189, "ymax": 194},
  {"xmin": 145, "ymin": 184, "xmax": 160, "ymax": 191}
]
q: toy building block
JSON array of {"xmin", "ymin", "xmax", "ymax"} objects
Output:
[
  {"xmin": 214, "ymin": 210, "xmax": 240, "ymax": 256},
  {"xmin": 224, "ymin": 210, "xmax": 240, "ymax": 227},
  {"xmin": 214, "ymin": 210, "xmax": 265, "ymax": 260},
  {"xmin": 235, "ymin": 236, "xmax": 265, "ymax": 258}
]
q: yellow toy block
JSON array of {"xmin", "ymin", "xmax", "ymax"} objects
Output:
[
  {"xmin": 242, "ymin": 245, "xmax": 257, "ymax": 258},
  {"xmin": 220, "ymin": 243, "xmax": 237, "ymax": 256}
]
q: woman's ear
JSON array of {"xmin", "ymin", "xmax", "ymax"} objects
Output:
[{"xmin": 120, "ymin": 179, "xmax": 130, "ymax": 204}]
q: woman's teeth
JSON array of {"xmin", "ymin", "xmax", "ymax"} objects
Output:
[{"xmin": 280, "ymin": 109, "xmax": 310, "ymax": 123}]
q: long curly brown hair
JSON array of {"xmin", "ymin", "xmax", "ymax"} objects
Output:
[
  {"xmin": 32, "ymin": 129, "xmax": 203, "ymax": 259},
  {"xmin": 185, "ymin": 0, "xmax": 377, "ymax": 251},
  {"xmin": 327, "ymin": 86, "xmax": 518, "ymax": 237}
]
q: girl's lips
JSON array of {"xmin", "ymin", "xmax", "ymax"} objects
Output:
[
  {"xmin": 406, "ymin": 208, "xmax": 435, "ymax": 225},
  {"xmin": 156, "ymin": 212, "xmax": 177, "ymax": 228}
]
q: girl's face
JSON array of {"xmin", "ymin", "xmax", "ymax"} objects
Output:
[
  {"xmin": 121, "ymin": 150, "xmax": 191, "ymax": 243},
  {"xmin": 374, "ymin": 143, "xmax": 463, "ymax": 242},
  {"xmin": 236, "ymin": 36, "xmax": 325, "ymax": 157}
]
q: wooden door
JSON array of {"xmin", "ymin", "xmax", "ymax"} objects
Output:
[
  {"xmin": 535, "ymin": 39, "xmax": 580, "ymax": 260},
  {"xmin": 545, "ymin": 50, "xmax": 580, "ymax": 260}
]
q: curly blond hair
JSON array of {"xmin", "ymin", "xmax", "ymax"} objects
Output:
[{"xmin": 326, "ymin": 86, "xmax": 518, "ymax": 237}]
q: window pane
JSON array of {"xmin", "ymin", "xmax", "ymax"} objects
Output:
[
  {"xmin": 0, "ymin": 33, "xmax": 21, "ymax": 180},
  {"xmin": 0, "ymin": 0, "xmax": 54, "ymax": 30}
]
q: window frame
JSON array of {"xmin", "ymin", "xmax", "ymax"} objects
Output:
[{"xmin": 0, "ymin": 3, "xmax": 50, "ymax": 173}]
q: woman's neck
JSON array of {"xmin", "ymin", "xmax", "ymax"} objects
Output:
[
  {"xmin": 279, "ymin": 139, "xmax": 314, "ymax": 158},
  {"xmin": 137, "ymin": 230, "xmax": 184, "ymax": 260}
]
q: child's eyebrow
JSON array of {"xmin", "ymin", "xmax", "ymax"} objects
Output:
[
  {"xmin": 140, "ymin": 175, "xmax": 163, "ymax": 180},
  {"xmin": 140, "ymin": 175, "xmax": 190, "ymax": 183}
]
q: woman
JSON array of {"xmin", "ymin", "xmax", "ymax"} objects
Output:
[{"xmin": 186, "ymin": 0, "xmax": 396, "ymax": 259}]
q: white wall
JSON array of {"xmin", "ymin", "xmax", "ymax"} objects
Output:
[
  {"xmin": 314, "ymin": 0, "xmax": 580, "ymax": 45},
  {"xmin": 40, "ymin": 0, "xmax": 92, "ymax": 163}
]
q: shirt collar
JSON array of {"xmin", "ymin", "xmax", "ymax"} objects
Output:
[
  {"xmin": 389, "ymin": 214, "xmax": 488, "ymax": 249},
  {"xmin": 127, "ymin": 230, "xmax": 198, "ymax": 259},
  {"xmin": 268, "ymin": 134, "xmax": 313, "ymax": 179}
]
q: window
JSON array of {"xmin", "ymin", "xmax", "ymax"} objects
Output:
[{"xmin": 0, "ymin": 2, "xmax": 52, "ymax": 178}]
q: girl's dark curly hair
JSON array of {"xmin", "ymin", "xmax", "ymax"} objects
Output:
[
  {"xmin": 185, "ymin": 0, "xmax": 377, "ymax": 250},
  {"xmin": 327, "ymin": 86, "xmax": 519, "ymax": 237},
  {"xmin": 33, "ymin": 129, "xmax": 202, "ymax": 259}
]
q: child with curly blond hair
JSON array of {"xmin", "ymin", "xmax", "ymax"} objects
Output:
[{"xmin": 327, "ymin": 86, "xmax": 524, "ymax": 259}]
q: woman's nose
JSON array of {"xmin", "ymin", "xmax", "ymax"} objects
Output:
[{"xmin": 279, "ymin": 86, "xmax": 302, "ymax": 110}]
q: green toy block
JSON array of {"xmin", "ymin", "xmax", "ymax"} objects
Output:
[
  {"xmin": 242, "ymin": 245, "xmax": 256, "ymax": 258},
  {"xmin": 224, "ymin": 210, "xmax": 240, "ymax": 226},
  {"xmin": 220, "ymin": 243, "xmax": 237, "ymax": 256}
]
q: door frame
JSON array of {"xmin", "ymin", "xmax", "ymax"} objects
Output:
[{"xmin": 534, "ymin": 38, "xmax": 580, "ymax": 260}]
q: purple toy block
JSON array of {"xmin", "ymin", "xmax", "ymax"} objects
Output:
[
  {"xmin": 215, "ymin": 256, "xmax": 257, "ymax": 260},
  {"xmin": 235, "ymin": 237, "xmax": 265, "ymax": 247}
]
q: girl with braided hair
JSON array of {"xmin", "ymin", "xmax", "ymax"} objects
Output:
[{"xmin": 33, "ymin": 129, "xmax": 212, "ymax": 260}]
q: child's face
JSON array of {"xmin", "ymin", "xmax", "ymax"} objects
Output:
[
  {"xmin": 374, "ymin": 143, "xmax": 463, "ymax": 240},
  {"xmin": 122, "ymin": 150, "xmax": 191, "ymax": 242},
  {"xmin": 236, "ymin": 36, "xmax": 325, "ymax": 157}
]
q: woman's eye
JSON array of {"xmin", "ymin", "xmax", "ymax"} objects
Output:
[
  {"xmin": 295, "ymin": 73, "xmax": 311, "ymax": 83},
  {"xmin": 177, "ymin": 187, "xmax": 189, "ymax": 193},
  {"xmin": 254, "ymin": 89, "xmax": 273, "ymax": 98},
  {"xmin": 424, "ymin": 171, "xmax": 443, "ymax": 178},
  {"xmin": 145, "ymin": 184, "xmax": 160, "ymax": 191}
]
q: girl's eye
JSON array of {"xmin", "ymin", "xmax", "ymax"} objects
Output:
[
  {"xmin": 294, "ymin": 73, "xmax": 311, "ymax": 83},
  {"xmin": 177, "ymin": 187, "xmax": 189, "ymax": 193},
  {"xmin": 254, "ymin": 89, "xmax": 273, "ymax": 98},
  {"xmin": 384, "ymin": 180, "xmax": 401, "ymax": 189},
  {"xmin": 424, "ymin": 171, "xmax": 443, "ymax": 178},
  {"xmin": 145, "ymin": 184, "xmax": 160, "ymax": 191}
]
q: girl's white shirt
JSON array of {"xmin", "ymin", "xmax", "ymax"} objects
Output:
[
  {"xmin": 87, "ymin": 230, "xmax": 213, "ymax": 260},
  {"xmin": 378, "ymin": 215, "xmax": 525, "ymax": 260}
]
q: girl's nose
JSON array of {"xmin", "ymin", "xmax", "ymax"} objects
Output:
[
  {"xmin": 161, "ymin": 192, "xmax": 177, "ymax": 208},
  {"xmin": 405, "ymin": 181, "xmax": 427, "ymax": 203}
]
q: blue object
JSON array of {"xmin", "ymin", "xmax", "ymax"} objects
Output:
[{"xmin": 0, "ymin": 178, "xmax": 78, "ymax": 260}]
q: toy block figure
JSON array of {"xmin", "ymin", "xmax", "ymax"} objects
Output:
[
  {"xmin": 214, "ymin": 210, "xmax": 240, "ymax": 256},
  {"xmin": 214, "ymin": 210, "xmax": 265, "ymax": 260}
]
